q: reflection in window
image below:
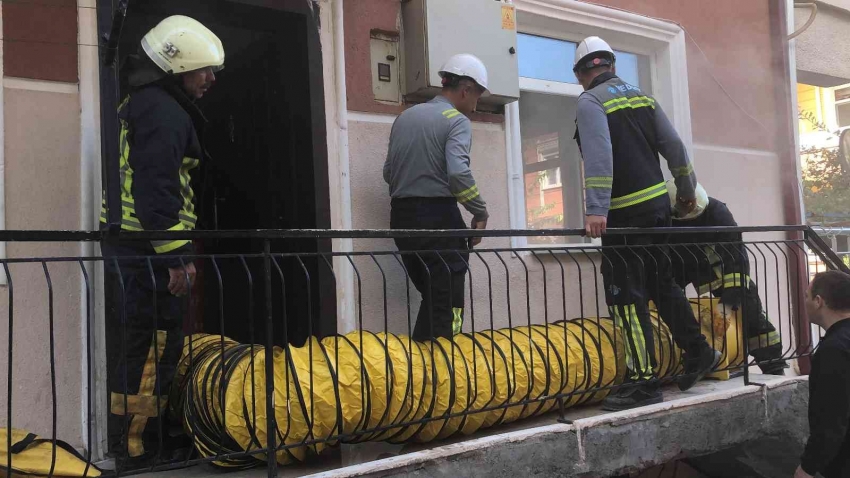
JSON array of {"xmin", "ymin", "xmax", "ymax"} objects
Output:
[
  {"xmin": 838, "ymin": 104, "xmax": 850, "ymax": 128},
  {"xmin": 837, "ymin": 86, "xmax": 850, "ymax": 128},
  {"xmin": 519, "ymin": 92, "xmax": 585, "ymax": 244},
  {"xmin": 541, "ymin": 168, "xmax": 562, "ymax": 189}
]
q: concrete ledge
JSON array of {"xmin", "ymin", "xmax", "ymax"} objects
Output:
[
  {"xmin": 305, "ymin": 377, "xmax": 809, "ymax": 478},
  {"xmin": 796, "ymin": 3, "xmax": 850, "ymax": 87}
]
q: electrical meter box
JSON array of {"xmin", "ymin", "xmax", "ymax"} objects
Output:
[{"xmin": 402, "ymin": 0, "xmax": 519, "ymax": 110}]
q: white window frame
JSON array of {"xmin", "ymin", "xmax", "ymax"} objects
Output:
[
  {"xmin": 539, "ymin": 167, "xmax": 561, "ymax": 190},
  {"xmin": 506, "ymin": 0, "xmax": 694, "ymax": 249},
  {"xmin": 537, "ymin": 138, "xmax": 562, "ymax": 191},
  {"xmin": 834, "ymin": 85, "xmax": 850, "ymax": 130}
]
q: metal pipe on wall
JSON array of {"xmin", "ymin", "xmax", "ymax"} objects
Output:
[
  {"xmin": 332, "ymin": 0, "xmax": 357, "ymax": 334},
  {"xmin": 776, "ymin": 0, "xmax": 813, "ymax": 373}
]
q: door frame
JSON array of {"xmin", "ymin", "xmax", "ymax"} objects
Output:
[{"xmin": 92, "ymin": 0, "xmax": 335, "ymax": 460}]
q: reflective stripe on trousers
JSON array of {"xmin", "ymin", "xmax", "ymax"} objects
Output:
[{"xmin": 612, "ymin": 304, "xmax": 653, "ymax": 380}]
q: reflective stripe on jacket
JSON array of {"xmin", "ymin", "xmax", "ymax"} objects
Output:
[
  {"xmin": 575, "ymin": 72, "xmax": 697, "ymax": 217},
  {"xmin": 100, "ymin": 85, "xmax": 203, "ymax": 256}
]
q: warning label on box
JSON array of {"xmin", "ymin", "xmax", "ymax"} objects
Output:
[{"xmin": 501, "ymin": 5, "xmax": 516, "ymax": 30}]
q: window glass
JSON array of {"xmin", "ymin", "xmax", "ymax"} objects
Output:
[
  {"xmin": 542, "ymin": 167, "xmax": 561, "ymax": 189},
  {"xmin": 519, "ymin": 91, "xmax": 585, "ymax": 244},
  {"xmin": 837, "ymin": 102, "xmax": 850, "ymax": 128},
  {"xmin": 614, "ymin": 51, "xmax": 641, "ymax": 89},
  {"xmin": 518, "ymin": 33, "xmax": 650, "ymax": 90},
  {"xmin": 518, "ymin": 34, "xmax": 578, "ymax": 84}
]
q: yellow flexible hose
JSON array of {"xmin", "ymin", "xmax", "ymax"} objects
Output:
[{"xmin": 173, "ymin": 299, "xmax": 734, "ymax": 468}]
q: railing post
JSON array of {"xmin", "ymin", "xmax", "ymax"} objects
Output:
[
  {"xmin": 4, "ymin": 264, "xmax": 12, "ymax": 477},
  {"xmin": 263, "ymin": 240, "xmax": 278, "ymax": 477}
]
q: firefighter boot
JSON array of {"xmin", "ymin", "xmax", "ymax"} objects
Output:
[
  {"xmin": 678, "ymin": 347, "xmax": 722, "ymax": 391},
  {"xmin": 752, "ymin": 343, "xmax": 787, "ymax": 376},
  {"xmin": 602, "ymin": 381, "xmax": 663, "ymax": 411}
]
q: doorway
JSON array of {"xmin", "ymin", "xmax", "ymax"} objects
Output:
[{"xmin": 99, "ymin": 0, "xmax": 337, "ymax": 347}]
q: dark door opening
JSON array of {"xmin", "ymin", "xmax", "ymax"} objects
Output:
[{"xmin": 102, "ymin": 0, "xmax": 336, "ymax": 347}]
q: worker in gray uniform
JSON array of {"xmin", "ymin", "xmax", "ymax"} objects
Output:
[
  {"xmin": 573, "ymin": 36, "xmax": 720, "ymax": 410},
  {"xmin": 383, "ymin": 53, "xmax": 490, "ymax": 341}
]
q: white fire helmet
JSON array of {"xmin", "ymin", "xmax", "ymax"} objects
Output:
[
  {"xmin": 438, "ymin": 53, "xmax": 490, "ymax": 96},
  {"xmin": 666, "ymin": 179, "xmax": 709, "ymax": 220},
  {"xmin": 141, "ymin": 15, "xmax": 225, "ymax": 75},
  {"xmin": 573, "ymin": 36, "xmax": 615, "ymax": 73}
]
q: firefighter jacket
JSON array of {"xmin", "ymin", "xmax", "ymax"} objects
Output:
[
  {"xmin": 100, "ymin": 83, "xmax": 204, "ymax": 259},
  {"xmin": 574, "ymin": 72, "xmax": 698, "ymax": 218},
  {"xmin": 670, "ymin": 198, "xmax": 782, "ymax": 355},
  {"xmin": 670, "ymin": 198, "xmax": 752, "ymax": 298}
]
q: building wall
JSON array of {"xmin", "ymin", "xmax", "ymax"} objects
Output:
[
  {"xmin": 795, "ymin": 0, "xmax": 850, "ymax": 87},
  {"xmin": 3, "ymin": 0, "xmax": 78, "ymax": 82},
  {"xmin": 341, "ymin": 0, "xmax": 502, "ymax": 123},
  {"xmin": 593, "ymin": 0, "xmax": 786, "ymax": 153},
  {"xmin": 340, "ymin": 0, "xmax": 795, "ymax": 334},
  {"xmin": 0, "ymin": 0, "xmax": 86, "ymax": 448},
  {"xmin": 798, "ymin": 83, "xmax": 820, "ymax": 135}
]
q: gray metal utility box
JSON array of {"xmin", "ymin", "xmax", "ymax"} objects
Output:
[{"xmin": 402, "ymin": 0, "xmax": 520, "ymax": 109}]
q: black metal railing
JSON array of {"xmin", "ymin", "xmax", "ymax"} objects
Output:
[{"xmin": 0, "ymin": 226, "xmax": 841, "ymax": 477}]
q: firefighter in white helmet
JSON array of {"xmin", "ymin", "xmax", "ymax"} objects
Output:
[
  {"xmin": 666, "ymin": 180, "xmax": 787, "ymax": 375},
  {"xmin": 572, "ymin": 36, "xmax": 720, "ymax": 410},
  {"xmin": 100, "ymin": 15, "xmax": 223, "ymax": 467},
  {"xmin": 383, "ymin": 53, "xmax": 490, "ymax": 340}
]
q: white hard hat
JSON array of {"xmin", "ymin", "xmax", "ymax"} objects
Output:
[
  {"xmin": 438, "ymin": 53, "xmax": 490, "ymax": 96},
  {"xmin": 573, "ymin": 36, "xmax": 615, "ymax": 72},
  {"xmin": 141, "ymin": 15, "xmax": 225, "ymax": 75},
  {"xmin": 666, "ymin": 179, "xmax": 709, "ymax": 220}
]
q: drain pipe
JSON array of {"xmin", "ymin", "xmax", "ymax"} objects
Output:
[
  {"xmin": 332, "ymin": 0, "xmax": 356, "ymax": 334},
  {"xmin": 779, "ymin": 0, "xmax": 812, "ymax": 373}
]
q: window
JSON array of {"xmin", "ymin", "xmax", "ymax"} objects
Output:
[
  {"xmin": 541, "ymin": 168, "xmax": 561, "ymax": 189},
  {"xmin": 836, "ymin": 86, "xmax": 850, "ymax": 128},
  {"xmin": 836, "ymin": 235, "xmax": 850, "ymax": 254},
  {"xmin": 515, "ymin": 33, "xmax": 651, "ymax": 245},
  {"xmin": 504, "ymin": 2, "xmax": 693, "ymax": 250}
]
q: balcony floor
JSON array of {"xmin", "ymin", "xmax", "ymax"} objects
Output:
[{"xmin": 130, "ymin": 371, "xmax": 806, "ymax": 478}]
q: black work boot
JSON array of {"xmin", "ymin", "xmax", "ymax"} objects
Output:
[
  {"xmin": 678, "ymin": 348, "xmax": 722, "ymax": 391},
  {"xmin": 759, "ymin": 362, "xmax": 788, "ymax": 376},
  {"xmin": 601, "ymin": 382, "xmax": 663, "ymax": 411}
]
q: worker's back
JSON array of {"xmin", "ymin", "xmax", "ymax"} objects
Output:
[
  {"xmin": 384, "ymin": 96, "xmax": 469, "ymax": 199},
  {"xmin": 578, "ymin": 72, "xmax": 665, "ymax": 216}
]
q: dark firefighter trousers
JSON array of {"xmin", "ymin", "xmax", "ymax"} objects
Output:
[
  {"xmin": 602, "ymin": 208, "xmax": 708, "ymax": 382},
  {"xmin": 670, "ymin": 251, "xmax": 784, "ymax": 373},
  {"xmin": 103, "ymin": 247, "xmax": 185, "ymax": 459},
  {"xmin": 391, "ymin": 198, "xmax": 468, "ymax": 341}
]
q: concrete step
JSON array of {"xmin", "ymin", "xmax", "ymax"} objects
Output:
[{"xmin": 144, "ymin": 374, "xmax": 808, "ymax": 478}]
